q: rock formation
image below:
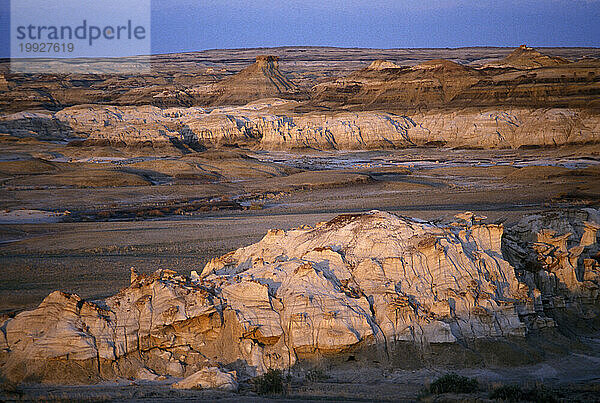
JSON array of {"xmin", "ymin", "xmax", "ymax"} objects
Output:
[
  {"xmin": 0, "ymin": 112, "xmax": 74, "ymax": 139},
  {"xmin": 367, "ymin": 60, "xmax": 401, "ymax": 70},
  {"xmin": 1, "ymin": 209, "xmax": 598, "ymax": 384},
  {"xmin": 173, "ymin": 367, "xmax": 238, "ymax": 391},
  {"xmin": 2, "ymin": 102, "xmax": 599, "ymax": 150},
  {"xmin": 1, "ymin": 46, "xmax": 599, "ymax": 113},
  {"xmin": 311, "ymin": 58, "xmax": 483, "ymax": 108},
  {"xmin": 503, "ymin": 209, "xmax": 600, "ymax": 324},
  {"xmin": 1, "ymin": 47, "xmax": 599, "ymax": 148},
  {"xmin": 188, "ymin": 55, "xmax": 299, "ymax": 106},
  {"xmin": 311, "ymin": 46, "xmax": 599, "ymax": 110},
  {"xmin": 488, "ymin": 45, "xmax": 571, "ymax": 69},
  {"xmin": 0, "ymin": 74, "xmax": 8, "ymax": 92},
  {"xmin": 257, "ymin": 108, "xmax": 600, "ymax": 149}
]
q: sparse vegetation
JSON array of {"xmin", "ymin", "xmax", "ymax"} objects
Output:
[
  {"xmin": 252, "ymin": 369, "xmax": 285, "ymax": 395},
  {"xmin": 490, "ymin": 384, "xmax": 559, "ymax": 402},
  {"xmin": 305, "ymin": 368, "xmax": 329, "ymax": 383},
  {"xmin": 428, "ymin": 373, "xmax": 479, "ymax": 395}
]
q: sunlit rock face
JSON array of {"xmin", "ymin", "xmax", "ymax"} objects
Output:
[
  {"xmin": 1, "ymin": 210, "xmax": 599, "ymax": 384},
  {"xmin": 257, "ymin": 108, "xmax": 600, "ymax": 150},
  {"xmin": 486, "ymin": 45, "xmax": 571, "ymax": 69}
]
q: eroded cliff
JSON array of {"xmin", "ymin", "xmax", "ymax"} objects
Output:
[
  {"xmin": 1, "ymin": 209, "xmax": 598, "ymax": 384},
  {"xmin": 2, "ymin": 102, "xmax": 598, "ymax": 149}
]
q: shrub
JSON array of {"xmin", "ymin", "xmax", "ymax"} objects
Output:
[
  {"xmin": 305, "ymin": 368, "xmax": 329, "ymax": 382},
  {"xmin": 252, "ymin": 369, "xmax": 285, "ymax": 395},
  {"xmin": 490, "ymin": 384, "xmax": 559, "ymax": 403},
  {"xmin": 429, "ymin": 373, "xmax": 479, "ymax": 395},
  {"xmin": 490, "ymin": 384, "xmax": 525, "ymax": 401}
]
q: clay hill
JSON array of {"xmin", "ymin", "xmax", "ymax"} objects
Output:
[
  {"xmin": 310, "ymin": 47, "xmax": 600, "ymax": 110},
  {"xmin": 488, "ymin": 44, "xmax": 571, "ymax": 69},
  {"xmin": 311, "ymin": 58, "xmax": 484, "ymax": 109},
  {"xmin": 186, "ymin": 55, "xmax": 300, "ymax": 106},
  {"xmin": 1, "ymin": 209, "xmax": 599, "ymax": 385},
  {"xmin": 2, "ymin": 46, "xmax": 600, "ymax": 113}
]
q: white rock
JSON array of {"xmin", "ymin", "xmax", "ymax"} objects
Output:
[{"xmin": 173, "ymin": 367, "xmax": 238, "ymax": 391}]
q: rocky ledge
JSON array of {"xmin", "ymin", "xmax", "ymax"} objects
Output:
[
  {"xmin": 2, "ymin": 102, "xmax": 599, "ymax": 150},
  {"xmin": 1, "ymin": 209, "xmax": 599, "ymax": 385}
]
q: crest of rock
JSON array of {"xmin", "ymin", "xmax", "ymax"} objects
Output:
[
  {"xmin": 367, "ymin": 59, "xmax": 401, "ymax": 70},
  {"xmin": 1, "ymin": 210, "xmax": 599, "ymax": 384},
  {"xmin": 491, "ymin": 45, "xmax": 571, "ymax": 69},
  {"xmin": 194, "ymin": 55, "xmax": 298, "ymax": 106}
]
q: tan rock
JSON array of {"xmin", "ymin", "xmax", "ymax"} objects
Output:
[
  {"xmin": 503, "ymin": 208, "xmax": 600, "ymax": 317},
  {"xmin": 3, "ymin": 102, "xmax": 599, "ymax": 150},
  {"xmin": 190, "ymin": 55, "xmax": 298, "ymax": 106},
  {"xmin": 173, "ymin": 367, "xmax": 238, "ymax": 391},
  {"xmin": 488, "ymin": 45, "xmax": 571, "ymax": 69},
  {"xmin": 1, "ymin": 209, "xmax": 598, "ymax": 384},
  {"xmin": 0, "ymin": 74, "xmax": 8, "ymax": 92},
  {"xmin": 367, "ymin": 60, "xmax": 401, "ymax": 70},
  {"xmin": 581, "ymin": 221, "xmax": 600, "ymax": 248}
]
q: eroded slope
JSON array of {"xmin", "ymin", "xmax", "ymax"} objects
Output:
[{"xmin": 1, "ymin": 209, "xmax": 599, "ymax": 384}]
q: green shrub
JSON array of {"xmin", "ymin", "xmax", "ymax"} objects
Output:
[
  {"xmin": 429, "ymin": 373, "xmax": 479, "ymax": 394},
  {"xmin": 490, "ymin": 384, "xmax": 525, "ymax": 401},
  {"xmin": 490, "ymin": 384, "xmax": 558, "ymax": 403},
  {"xmin": 252, "ymin": 369, "xmax": 285, "ymax": 395},
  {"xmin": 305, "ymin": 368, "xmax": 329, "ymax": 382}
]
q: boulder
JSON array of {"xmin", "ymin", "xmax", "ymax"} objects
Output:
[{"xmin": 173, "ymin": 367, "xmax": 238, "ymax": 391}]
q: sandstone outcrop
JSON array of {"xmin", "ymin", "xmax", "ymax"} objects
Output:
[
  {"xmin": 367, "ymin": 60, "xmax": 401, "ymax": 70},
  {"xmin": 503, "ymin": 209, "xmax": 600, "ymax": 324},
  {"xmin": 258, "ymin": 108, "xmax": 600, "ymax": 149},
  {"xmin": 488, "ymin": 45, "xmax": 571, "ymax": 69},
  {"xmin": 173, "ymin": 367, "xmax": 238, "ymax": 391},
  {"xmin": 1, "ymin": 209, "xmax": 598, "ymax": 384},
  {"xmin": 2, "ymin": 102, "xmax": 599, "ymax": 150}
]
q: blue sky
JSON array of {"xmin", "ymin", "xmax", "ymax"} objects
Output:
[{"xmin": 1, "ymin": 0, "xmax": 600, "ymax": 58}]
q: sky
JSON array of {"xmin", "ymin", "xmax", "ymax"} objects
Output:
[{"xmin": 1, "ymin": 0, "xmax": 600, "ymax": 58}]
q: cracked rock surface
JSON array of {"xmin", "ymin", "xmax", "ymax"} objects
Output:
[{"xmin": 0, "ymin": 209, "xmax": 598, "ymax": 384}]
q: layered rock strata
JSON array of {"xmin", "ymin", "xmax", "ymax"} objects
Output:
[
  {"xmin": 1, "ymin": 103, "xmax": 599, "ymax": 149},
  {"xmin": 1, "ymin": 209, "xmax": 598, "ymax": 384},
  {"xmin": 180, "ymin": 55, "xmax": 300, "ymax": 107},
  {"xmin": 487, "ymin": 45, "xmax": 571, "ymax": 69}
]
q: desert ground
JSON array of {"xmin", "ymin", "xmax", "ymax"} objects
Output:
[{"xmin": 1, "ymin": 46, "xmax": 600, "ymax": 401}]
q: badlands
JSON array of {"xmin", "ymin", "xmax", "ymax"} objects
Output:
[{"xmin": 1, "ymin": 46, "xmax": 600, "ymax": 400}]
